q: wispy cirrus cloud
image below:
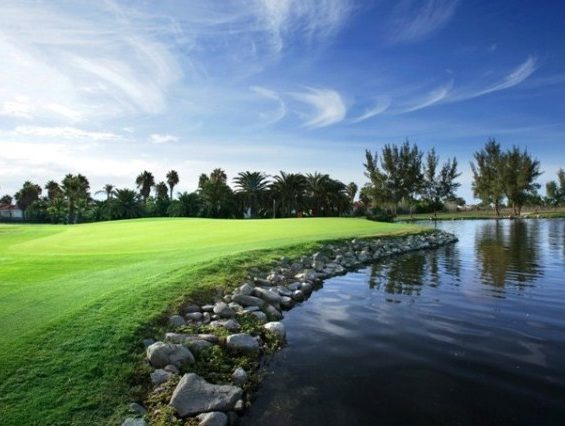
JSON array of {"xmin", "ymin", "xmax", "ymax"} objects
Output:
[
  {"xmin": 292, "ymin": 87, "xmax": 347, "ymax": 129},
  {"xmin": 250, "ymin": 86, "xmax": 287, "ymax": 124},
  {"xmin": 402, "ymin": 80, "xmax": 453, "ymax": 112},
  {"xmin": 8, "ymin": 126, "xmax": 124, "ymax": 141},
  {"xmin": 385, "ymin": 0, "xmax": 459, "ymax": 45},
  {"xmin": 351, "ymin": 97, "xmax": 391, "ymax": 123},
  {"xmin": 149, "ymin": 134, "xmax": 179, "ymax": 144}
]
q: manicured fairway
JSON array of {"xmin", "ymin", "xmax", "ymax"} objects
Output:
[{"xmin": 0, "ymin": 218, "xmax": 418, "ymax": 425}]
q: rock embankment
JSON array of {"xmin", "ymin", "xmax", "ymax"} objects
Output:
[{"xmin": 123, "ymin": 230, "xmax": 457, "ymax": 426}]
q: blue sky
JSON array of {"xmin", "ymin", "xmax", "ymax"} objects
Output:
[{"xmin": 1, "ymin": 0, "xmax": 564, "ymax": 201}]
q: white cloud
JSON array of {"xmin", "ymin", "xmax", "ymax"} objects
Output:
[
  {"xmin": 386, "ymin": 0, "xmax": 458, "ymax": 44},
  {"xmin": 292, "ymin": 87, "xmax": 347, "ymax": 129},
  {"xmin": 402, "ymin": 80, "xmax": 453, "ymax": 112},
  {"xmin": 351, "ymin": 97, "xmax": 391, "ymax": 123},
  {"xmin": 250, "ymin": 86, "xmax": 287, "ymax": 124},
  {"xmin": 451, "ymin": 56, "xmax": 538, "ymax": 102},
  {"xmin": 9, "ymin": 126, "xmax": 123, "ymax": 141},
  {"xmin": 149, "ymin": 134, "xmax": 179, "ymax": 144}
]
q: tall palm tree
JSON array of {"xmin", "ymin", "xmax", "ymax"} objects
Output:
[
  {"xmin": 95, "ymin": 184, "xmax": 115, "ymax": 200},
  {"xmin": 234, "ymin": 171, "xmax": 270, "ymax": 218},
  {"xmin": 135, "ymin": 171, "xmax": 155, "ymax": 203},
  {"xmin": 154, "ymin": 181, "xmax": 169, "ymax": 200},
  {"xmin": 45, "ymin": 180, "xmax": 63, "ymax": 201},
  {"xmin": 210, "ymin": 168, "xmax": 227, "ymax": 184},
  {"xmin": 271, "ymin": 171, "xmax": 306, "ymax": 217},
  {"xmin": 346, "ymin": 182, "xmax": 358, "ymax": 203},
  {"xmin": 61, "ymin": 174, "xmax": 90, "ymax": 223},
  {"xmin": 305, "ymin": 172, "xmax": 331, "ymax": 216},
  {"xmin": 166, "ymin": 170, "xmax": 179, "ymax": 199}
]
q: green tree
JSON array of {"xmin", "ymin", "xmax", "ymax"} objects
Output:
[
  {"xmin": 61, "ymin": 174, "xmax": 90, "ymax": 224},
  {"xmin": 422, "ymin": 148, "xmax": 461, "ymax": 215},
  {"xmin": 346, "ymin": 182, "xmax": 358, "ymax": 204},
  {"xmin": 271, "ymin": 171, "xmax": 306, "ymax": 217},
  {"xmin": 305, "ymin": 172, "xmax": 332, "ymax": 216},
  {"xmin": 0, "ymin": 194, "xmax": 13, "ymax": 205},
  {"xmin": 95, "ymin": 184, "xmax": 115, "ymax": 200},
  {"xmin": 45, "ymin": 180, "xmax": 63, "ymax": 201},
  {"xmin": 234, "ymin": 171, "xmax": 270, "ymax": 218},
  {"xmin": 109, "ymin": 189, "xmax": 144, "ymax": 220},
  {"xmin": 471, "ymin": 139, "xmax": 506, "ymax": 216},
  {"xmin": 199, "ymin": 169, "xmax": 236, "ymax": 218},
  {"xmin": 502, "ymin": 146, "xmax": 541, "ymax": 215},
  {"xmin": 168, "ymin": 192, "xmax": 201, "ymax": 217},
  {"xmin": 166, "ymin": 170, "xmax": 179, "ymax": 199},
  {"xmin": 14, "ymin": 181, "xmax": 42, "ymax": 219},
  {"xmin": 545, "ymin": 169, "xmax": 565, "ymax": 206},
  {"xmin": 135, "ymin": 171, "xmax": 155, "ymax": 203}
]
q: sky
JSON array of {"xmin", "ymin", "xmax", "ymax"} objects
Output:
[{"xmin": 1, "ymin": 0, "xmax": 564, "ymax": 202}]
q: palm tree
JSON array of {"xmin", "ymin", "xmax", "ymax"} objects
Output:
[
  {"xmin": 95, "ymin": 184, "xmax": 115, "ymax": 200},
  {"xmin": 110, "ymin": 189, "xmax": 144, "ymax": 219},
  {"xmin": 271, "ymin": 171, "xmax": 306, "ymax": 217},
  {"xmin": 305, "ymin": 172, "xmax": 332, "ymax": 216},
  {"xmin": 14, "ymin": 181, "xmax": 42, "ymax": 218},
  {"xmin": 135, "ymin": 171, "xmax": 155, "ymax": 203},
  {"xmin": 210, "ymin": 168, "xmax": 227, "ymax": 184},
  {"xmin": 346, "ymin": 182, "xmax": 358, "ymax": 203},
  {"xmin": 234, "ymin": 171, "xmax": 270, "ymax": 218},
  {"xmin": 166, "ymin": 170, "xmax": 179, "ymax": 199},
  {"xmin": 154, "ymin": 181, "xmax": 169, "ymax": 200},
  {"xmin": 45, "ymin": 180, "xmax": 63, "ymax": 201},
  {"xmin": 61, "ymin": 174, "xmax": 90, "ymax": 223}
]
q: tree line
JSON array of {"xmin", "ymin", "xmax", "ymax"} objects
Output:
[
  {"xmin": 2, "ymin": 139, "xmax": 560, "ymax": 223},
  {"xmin": 2, "ymin": 169, "xmax": 358, "ymax": 223}
]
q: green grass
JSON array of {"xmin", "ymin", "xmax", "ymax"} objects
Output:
[{"xmin": 0, "ymin": 217, "xmax": 419, "ymax": 425}]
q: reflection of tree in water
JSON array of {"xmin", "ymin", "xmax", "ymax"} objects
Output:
[
  {"xmin": 547, "ymin": 220, "xmax": 565, "ymax": 260},
  {"xmin": 475, "ymin": 220, "xmax": 542, "ymax": 289},
  {"xmin": 368, "ymin": 244, "xmax": 460, "ymax": 299}
]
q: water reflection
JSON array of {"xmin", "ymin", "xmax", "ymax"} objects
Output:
[
  {"xmin": 475, "ymin": 220, "xmax": 543, "ymax": 289},
  {"xmin": 368, "ymin": 242, "xmax": 461, "ymax": 300}
]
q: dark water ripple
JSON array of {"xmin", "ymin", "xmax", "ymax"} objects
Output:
[{"xmin": 242, "ymin": 220, "xmax": 565, "ymax": 426}]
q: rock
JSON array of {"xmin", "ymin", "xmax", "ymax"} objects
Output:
[
  {"xmin": 264, "ymin": 304, "xmax": 283, "ymax": 320},
  {"xmin": 168, "ymin": 315, "xmax": 186, "ymax": 327},
  {"xmin": 203, "ymin": 312, "xmax": 211, "ymax": 323},
  {"xmin": 291, "ymin": 290, "xmax": 305, "ymax": 301},
  {"xmin": 228, "ymin": 302, "xmax": 244, "ymax": 312},
  {"xmin": 263, "ymin": 322, "xmax": 286, "ymax": 340},
  {"xmin": 232, "ymin": 367, "xmax": 248, "ymax": 386},
  {"xmin": 122, "ymin": 418, "xmax": 148, "ymax": 426},
  {"xmin": 276, "ymin": 286, "xmax": 292, "ymax": 297},
  {"xmin": 214, "ymin": 302, "xmax": 235, "ymax": 318},
  {"xmin": 294, "ymin": 269, "xmax": 317, "ymax": 281},
  {"xmin": 202, "ymin": 304, "xmax": 215, "ymax": 312},
  {"xmin": 210, "ymin": 319, "xmax": 241, "ymax": 331},
  {"xmin": 238, "ymin": 283, "xmax": 254, "ymax": 295},
  {"xmin": 170, "ymin": 373, "xmax": 243, "ymax": 417},
  {"xmin": 234, "ymin": 399, "xmax": 245, "ymax": 412},
  {"xmin": 150, "ymin": 369, "xmax": 172, "ymax": 385},
  {"xmin": 197, "ymin": 411, "xmax": 229, "ymax": 426},
  {"xmin": 280, "ymin": 296, "xmax": 295, "ymax": 310},
  {"xmin": 254, "ymin": 277, "xmax": 273, "ymax": 286},
  {"xmin": 185, "ymin": 304, "xmax": 202, "ymax": 313},
  {"xmin": 253, "ymin": 287, "xmax": 282, "ymax": 304},
  {"xmin": 242, "ymin": 306, "xmax": 260, "ymax": 313},
  {"xmin": 312, "ymin": 260, "xmax": 325, "ymax": 271},
  {"xmin": 287, "ymin": 282, "xmax": 301, "ymax": 291},
  {"xmin": 250, "ymin": 311, "xmax": 268, "ymax": 323},
  {"xmin": 129, "ymin": 402, "xmax": 147, "ymax": 416},
  {"xmin": 186, "ymin": 339, "xmax": 213, "ymax": 354},
  {"xmin": 142, "ymin": 338, "xmax": 155, "ymax": 348},
  {"xmin": 300, "ymin": 282, "xmax": 313, "ymax": 293},
  {"xmin": 226, "ymin": 333, "xmax": 260, "ymax": 354},
  {"xmin": 232, "ymin": 294, "xmax": 265, "ymax": 308},
  {"xmin": 186, "ymin": 312, "xmax": 203, "ymax": 321},
  {"xmin": 164, "ymin": 364, "xmax": 180, "ymax": 374},
  {"xmin": 146, "ymin": 341, "xmax": 195, "ymax": 368}
]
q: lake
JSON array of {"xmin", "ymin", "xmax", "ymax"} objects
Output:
[{"xmin": 242, "ymin": 219, "xmax": 565, "ymax": 426}]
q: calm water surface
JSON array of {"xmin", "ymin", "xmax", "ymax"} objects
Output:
[{"xmin": 243, "ymin": 219, "xmax": 565, "ymax": 426}]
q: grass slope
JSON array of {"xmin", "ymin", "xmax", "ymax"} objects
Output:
[{"xmin": 0, "ymin": 218, "xmax": 418, "ymax": 425}]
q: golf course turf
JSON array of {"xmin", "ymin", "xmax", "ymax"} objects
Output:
[{"xmin": 0, "ymin": 217, "xmax": 419, "ymax": 425}]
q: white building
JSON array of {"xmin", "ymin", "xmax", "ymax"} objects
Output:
[{"xmin": 0, "ymin": 205, "xmax": 24, "ymax": 220}]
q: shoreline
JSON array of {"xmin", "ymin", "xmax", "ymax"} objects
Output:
[{"xmin": 123, "ymin": 229, "xmax": 458, "ymax": 426}]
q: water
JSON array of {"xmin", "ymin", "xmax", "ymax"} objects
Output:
[{"xmin": 242, "ymin": 220, "xmax": 565, "ymax": 426}]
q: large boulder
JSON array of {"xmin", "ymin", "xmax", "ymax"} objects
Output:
[
  {"xmin": 169, "ymin": 373, "xmax": 242, "ymax": 417},
  {"xmin": 226, "ymin": 333, "xmax": 260, "ymax": 354},
  {"xmin": 146, "ymin": 342, "xmax": 194, "ymax": 368},
  {"xmin": 263, "ymin": 321, "xmax": 286, "ymax": 340},
  {"xmin": 213, "ymin": 302, "xmax": 235, "ymax": 318},
  {"xmin": 232, "ymin": 294, "xmax": 265, "ymax": 308},
  {"xmin": 253, "ymin": 287, "xmax": 282, "ymax": 304}
]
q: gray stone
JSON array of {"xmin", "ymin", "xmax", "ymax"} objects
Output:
[
  {"xmin": 151, "ymin": 369, "xmax": 172, "ymax": 385},
  {"xmin": 253, "ymin": 287, "xmax": 282, "ymax": 304},
  {"xmin": 202, "ymin": 304, "xmax": 215, "ymax": 312},
  {"xmin": 291, "ymin": 290, "xmax": 305, "ymax": 301},
  {"xmin": 276, "ymin": 286, "xmax": 292, "ymax": 297},
  {"xmin": 146, "ymin": 341, "xmax": 195, "ymax": 368},
  {"xmin": 287, "ymin": 282, "xmax": 301, "ymax": 291},
  {"xmin": 186, "ymin": 339, "xmax": 213, "ymax": 354},
  {"xmin": 264, "ymin": 304, "xmax": 283, "ymax": 320},
  {"xmin": 242, "ymin": 306, "xmax": 260, "ymax": 313},
  {"xmin": 186, "ymin": 312, "xmax": 203, "ymax": 321},
  {"xmin": 234, "ymin": 399, "xmax": 245, "ymax": 412},
  {"xmin": 228, "ymin": 302, "xmax": 244, "ymax": 312},
  {"xmin": 294, "ymin": 269, "xmax": 317, "ymax": 281},
  {"xmin": 129, "ymin": 402, "xmax": 147, "ymax": 416},
  {"xmin": 238, "ymin": 283, "xmax": 254, "ymax": 296},
  {"xmin": 232, "ymin": 367, "xmax": 248, "ymax": 386},
  {"xmin": 170, "ymin": 373, "xmax": 243, "ymax": 417},
  {"xmin": 226, "ymin": 333, "xmax": 260, "ymax": 354},
  {"xmin": 263, "ymin": 321, "xmax": 286, "ymax": 340},
  {"xmin": 300, "ymin": 282, "xmax": 313, "ymax": 293},
  {"xmin": 214, "ymin": 302, "xmax": 235, "ymax": 318},
  {"xmin": 168, "ymin": 315, "xmax": 186, "ymax": 327},
  {"xmin": 280, "ymin": 296, "xmax": 295, "ymax": 309},
  {"xmin": 164, "ymin": 364, "xmax": 180, "ymax": 374},
  {"xmin": 122, "ymin": 418, "xmax": 148, "ymax": 426},
  {"xmin": 210, "ymin": 319, "xmax": 241, "ymax": 331},
  {"xmin": 197, "ymin": 411, "xmax": 229, "ymax": 426},
  {"xmin": 250, "ymin": 311, "xmax": 268, "ymax": 323},
  {"xmin": 232, "ymin": 294, "xmax": 265, "ymax": 308},
  {"xmin": 185, "ymin": 304, "xmax": 202, "ymax": 313}
]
